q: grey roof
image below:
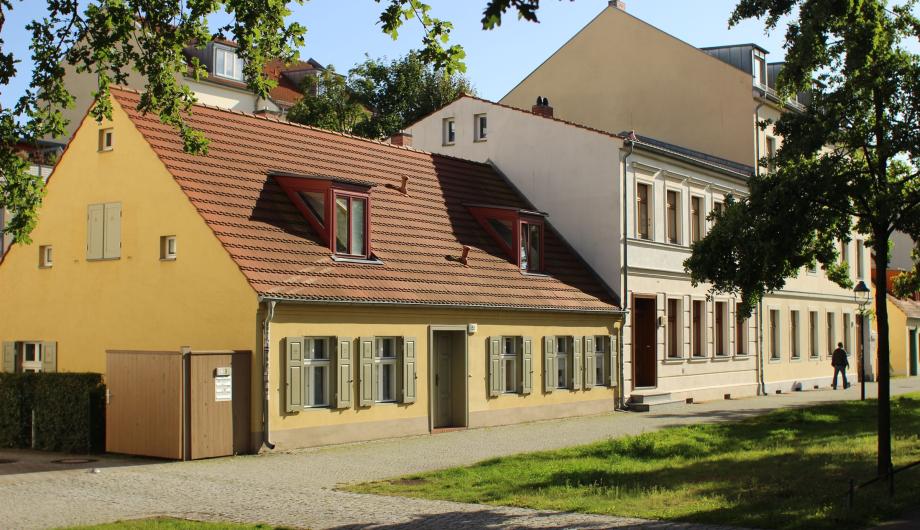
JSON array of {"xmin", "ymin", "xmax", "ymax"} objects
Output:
[
  {"xmin": 623, "ymin": 133, "xmax": 755, "ymax": 179},
  {"xmin": 890, "ymin": 295, "xmax": 920, "ymax": 320}
]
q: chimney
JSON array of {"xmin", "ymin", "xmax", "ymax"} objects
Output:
[
  {"xmin": 609, "ymin": 0, "xmax": 626, "ymax": 9},
  {"xmin": 531, "ymin": 96, "xmax": 554, "ymax": 118},
  {"xmin": 390, "ymin": 131, "xmax": 413, "ymax": 147}
]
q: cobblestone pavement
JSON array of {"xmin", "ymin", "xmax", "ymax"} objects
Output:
[{"xmin": 1, "ymin": 379, "xmax": 918, "ymax": 530}]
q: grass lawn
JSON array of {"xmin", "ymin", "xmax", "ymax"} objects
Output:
[
  {"xmin": 349, "ymin": 393, "xmax": 920, "ymax": 530},
  {"xmin": 64, "ymin": 518, "xmax": 295, "ymax": 530}
]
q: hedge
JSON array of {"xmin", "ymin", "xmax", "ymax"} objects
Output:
[{"xmin": 0, "ymin": 373, "xmax": 105, "ymax": 453}]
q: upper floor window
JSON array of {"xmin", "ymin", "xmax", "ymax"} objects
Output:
[
  {"xmin": 39, "ymin": 245, "xmax": 53, "ymax": 268},
  {"xmin": 469, "ymin": 206, "xmax": 546, "ymax": 273},
  {"xmin": 753, "ymin": 54, "xmax": 766, "ymax": 88},
  {"xmin": 474, "ymin": 114, "xmax": 488, "ymax": 141},
  {"xmin": 712, "ymin": 201, "xmax": 724, "ymax": 218},
  {"xmin": 856, "ymin": 239, "xmax": 865, "ymax": 279},
  {"xmin": 636, "ymin": 182, "xmax": 651, "ymax": 240},
  {"xmin": 766, "ymin": 136, "xmax": 777, "ymax": 172},
  {"xmin": 520, "ymin": 221, "xmax": 543, "ymax": 272},
  {"xmin": 98, "ymin": 128, "xmax": 113, "ymax": 151},
  {"xmin": 274, "ymin": 173, "xmax": 375, "ymax": 261},
  {"xmin": 213, "ymin": 44, "xmax": 244, "ymax": 81},
  {"xmin": 443, "ymin": 118, "xmax": 456, "ymax": 145},
  {"xmin": 666, "ymin": 190, "xmax": 680, "ymax": 244},
  {"xmin": 690, "ymin": 196, "xmax": 703, "ymax": 243}
]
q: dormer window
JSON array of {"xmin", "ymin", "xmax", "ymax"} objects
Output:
[
  {"xmin": 469, "ymin": 205, "xmax": 546, "ymax": 273},
  {"xmin": 752, "ymin": 51, "xmax": 767, "ymax": 88},
  {"xmin": 443, "ymin": 118, "xmax": 456, "ymax": 145},
  {"xmin": 274, "ymin": 172, "xmax": 374, "ymax": 260},
  {"xmin": 214, "ymin": 44, "xmax": 244, "ymax": 81},
  {"xmin": 474, "ymin": 114, "xmax": 487, "ymax": 142}
]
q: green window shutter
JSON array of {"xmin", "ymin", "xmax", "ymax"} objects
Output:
[
  {"xmin": 521, "ymin": 337, "xmax": 533, "ymax": 394},
  {"xmin": 402, "ymin": 337, "xmax": 417, "ymax": 403},
  {"xmin": 584, "ymin": 336, "xmax": 596, "ymax": 388},
  {"xmin": 2, "ymin": 342, "xmax": 16, "ymax": 373},
  {"xmin": 609, "ymin": 333, "xmax": 619, "ymax": 386},
  {"xmin": 86, "ymin": 204, "xmax": 105, "ymax": 259},
  {"xmin": 573, "ymin": 337, "xmax": 584, "ymax": 390},
  {"xmin": 488, "ymin": 336, "xmax": 502, "ymax": 397},
  {"xmin": 103, "ymin": 202, "xmax": 122, "ymax": 259},
  {"xmin": 543, "ymin": 336, "xmax": 556, "ymax": 393},
  {"xmin": 41, "ymin": 341, "xmax": 57, "ymax": 373},
  {"xmin": 335, "ymin": 336, "xmax": 353, "ymax": 409},
  {"xmin": 359, "ymin": 337, "xmax": 374, "ymax": 406},
  {"xmin": 285, "ymin": 337, "xmax": 304, "ymax": 413}
]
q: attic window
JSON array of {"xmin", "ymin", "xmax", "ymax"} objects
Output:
[
  {"xmin": 214, "ymin": 44, "xmax": 244, "ymax": 81},
  {"xmin": 469, "ymin": 205, "xmax": 546, "ymax": 273},
  {"xmin": 274, "ymin": 172, "xmax": 374, "ymax": 260},
  {"xmin": 98, "ymin": 128, "xmax": 113, "ymax": 151}
]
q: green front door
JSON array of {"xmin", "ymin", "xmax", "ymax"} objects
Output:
[{"xmin": 910, "ymin": 329, "xmax": 918, "ymax": 377}]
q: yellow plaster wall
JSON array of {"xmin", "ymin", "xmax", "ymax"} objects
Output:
[
  {"xmin": 887, "ymin": 298, "xmax": 909, "ymax": 376},
  {"xmin": 268, "ymin": 305, "xmax": 620, "ymax": 435},
  {"xmin": 0, "ymin": 99, "xmax": 259, "ymax": 374}
]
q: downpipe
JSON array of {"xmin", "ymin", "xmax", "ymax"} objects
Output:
[
  {"xmin": 618, "ymin": 133, "xmax": 636, "ymax": 410},
  {"xmin": 261, "ymin": 299, "xmax": 277, "ymax": 450}
]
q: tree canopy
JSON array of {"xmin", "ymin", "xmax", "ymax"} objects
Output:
[
  {"xmin": 0, "ymin": 0, "xmax": 549, "ymax": 245},
  {"xmin": 285, "ymin": 67, "xmax": 369, "ymax": 135}
]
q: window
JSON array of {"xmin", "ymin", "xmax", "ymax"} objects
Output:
[
  {"xmin": 520, "ymin": 222, "xmax": 542, "ymax": 272},
  {"xmin": 474, "ymin": 114, "xmax": 487, "ymax": 141},
  {"xmin": 843, "ymin": 314, "xmax": 852, "ymax": 352},
  {"xmin": 98, "ymin": 128, "xmax": 113, "ymax": 151},
  {"xmin": 304, "ymin": 338, "xmax": 331, "ymax": 407},
  {"xmin": 790, "ymin": 311, "xmax": 801, "ymax": 359},
  {"xmin": 443, "ymin": 118, "xmax": 456, "ymax": 145},
  {"xmin": 160, "ymin": 236, "xmax": 177, "ymax": 260},
  {"xmin": 501, "ymin": 337, "xmax": 519, "ymax": 393},
  {"xmin": 692, "ymin": 300, "xmax": 704, "ymax": 358},
  {"xmin": 556, "ymin": 336, "xmax": 572, "ymax": 389},
  {"xmin": 766, "ymin": 136, "xmax": 777, "ymax": 172},
  {"xmin": 715, "ymin": 301, "xmax": 728, "ymax": 356},
  {"xmin": 753, "ymin": 54, "xmax": 766, "ymax": 87},
  {"xmin": 335, "ymin": 194, "xmax": 368, "ymax": 257},
  {"xmin": 667, "ymin": 298, "xmax": 681, "ymax": 358},
  {"xmin": 21, "ymin": 342, "xmax": 42, "ymax": 372},
  {"xmin": 736, "ymin": 313, "xmax": 748, "ymax": 356},
  {"xmin": 840, "ymin": 240, "xmax": 849, "ymax": 268},
  {"xmin": 39, "ymin": 245, "xmax": 52, "ymax": 268},
  {"xmin": 809, "ymin": 311, "xmax": 819, "ymax": 359},
  {"xmin": 770, "ymin": 309, "xmax": 781, "ymax": 360},
  {"xmin": 712, "ymin": 200, "xmax": 724, "ymax": 218},
  {"xmin": 593, "ymin": 336, "xmax": 608, "ymax": 386},
  {"xmin": 666, "ymin": 190, "xmax": 679, "ymax": 244},
  {"xmin": 375, "ymin": 337, "xmax": 398, "ymax": 402},
  {"xmin": 856, "ymin": 240, "xmax": 865, "ymax": 279},
  {"xmin": 690, "ymin": 196, "xmax": 703, "ymax": 243},
  {"xmin": 827, "ymin": 312, "xmax": 836, "ymax": 357},
  {"xmin": 636, "ymin": 183, "xmax": 651, "ymax": 240},
  {"xmin": 87, "ymin": 202, "xmax": 121, "ymax": 260},
  {"xmin": 213, "ymin": 44, "xmax": 244, "ymax": 81}
]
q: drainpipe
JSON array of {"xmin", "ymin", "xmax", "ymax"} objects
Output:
[
  {"xmin": 619, "ymin": 133, "xmax": 636, "ymax": 410},
  {"xmin": 261, "ymin": 299, "xmax": 277, "ymax": 450},
  {"xmin": 754, "ymin": 101, "xmax": 767, "ymax": 396}
]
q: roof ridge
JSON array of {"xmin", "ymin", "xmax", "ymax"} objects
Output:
[{"xmin": 458, "ymin": 94, "xmax": 625, "ymax": 140}]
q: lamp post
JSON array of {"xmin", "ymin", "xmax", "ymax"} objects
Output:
[{"xmin": 854, "ymin": 280, "xmax": 871, "ymax": 400}]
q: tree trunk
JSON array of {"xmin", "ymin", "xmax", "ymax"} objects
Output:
[{"xmin": 873, "ymin": 230, "xmax": 892, "ymax": 477}]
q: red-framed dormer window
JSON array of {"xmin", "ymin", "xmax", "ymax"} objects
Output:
[
  {"xmin": 469, "ymin": 205, "xmax": 546, "ymax": 273},
  {"xmin": 273, "ymin": 172, "xmax": 374, "ymax": 260}
]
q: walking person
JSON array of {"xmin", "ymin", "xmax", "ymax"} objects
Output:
[{"xmin": 831, "ymin": 342, "xmax": 850, "ymax": 390}]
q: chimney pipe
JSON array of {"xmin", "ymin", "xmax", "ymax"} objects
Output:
[
  {"xmin": 531, "ymin": 96, "xmax": 554, "ymax": 118},
  {"xmin": 390, "ymin": 131, "xmax": 413, "ymax": 147},
  {"xmin": 459, "ymin": 245, "xmax": 471, "ymax": 266}
]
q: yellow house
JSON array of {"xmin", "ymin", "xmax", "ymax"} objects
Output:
[
  {"xmin": 887, "ymin": 296, "xmax": 920, "ymax": 377},
  {"xmin": 0, "ymin": 89, "xmax": 624, "ymax": 452}
]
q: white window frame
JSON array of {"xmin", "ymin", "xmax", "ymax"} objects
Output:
[
  {"xmin": 160, "ymin": 235, "xmax": 177, "ymax": 260},
  {"xmin": 474, "ymin": 113, "xmax": 487, "ymax": 142},
  {"xmin": 501, "ymin": 336, "xmax": 520, "ymax": 393},
  {"xmin": 753, "ymin": 53, "xmax": 766, "ymax": 88},
  {"xmin": 21, "ymin": 342, "xmax": 43, "ymax": 372},
  {"xmin": 555, "ymin": 336, "xmax": 572, "ymax": 389},
  {"xmin": 39, "ymin": 245, "xmax": 53, "ymax": 268},
  {"xmin": 666, "ymin": 298, "xmax": 683, "ymax": 359},
  {"xmin": 375, "ymin": 337, "xmax": 399, "ymax": 403},
  {"xmin": 213, "ymin": 44, "xmax": 245, "ymax": 81},
  {"xmin": 635, "ymin": 180, "xmax": 654, "ymax": 240},
  {"xmin": 443, "ymin": 117, "xmax": 456, "ymax": 145},
  {"xmin": 593, "ymin": 335, "xmax": 607, "ymax": 386},
  {"xmin": 304, "ymin": 337, "xmax": 331, "ymax": 407},
  {"xmin": 98, "ymin": 128, "xmax": 113, "ymax": 152}
]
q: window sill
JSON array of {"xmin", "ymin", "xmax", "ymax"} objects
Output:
[
  {"xmin": 712, "ymin": 355, "xmax": 732, "ymax": 362},
  {"xmin": 733, "ymin": 354, "xmax": 751, "ymax": 360},
  {"xmin": 790, "ymin": 357, "xmax": 803, "ymax": 362},
  {"xmin": 521, "ymin": 271, "xmax": 550, "ymax": 278},
  {"xmin": 97, "ymin": 147, "xmax": 113, "ymax": 153},
  {"xmin": 768, "ymin": 358, "xmax": 782, "ymax": 364},
  {"xmin": 474, "ymin": 138, "xmax": 487, "ymax": 143},
  {"xmin": 38, "ymin": 265, "xmax": 52, "ymax": 270},
  {"xmin": 160, "ymin": 257, "xmax": 177, "ymax": 262},
  {"xmin": 332, "ymin": 255, "xmax": 384, "ymax": 265},
  {"xmin": 688, "ymin": 357, "xmax": 709, "ymax": 363},
  {"xmin": 87, "ymin": 257, "xmax": 121, "ymax": 262},
  {"xmin": 663, "ymin": 358, "xmax": 686, "ymax": 364},
  {"xmin": 443, "ymin": 142, "xmax": 455, "ymax": 147}
]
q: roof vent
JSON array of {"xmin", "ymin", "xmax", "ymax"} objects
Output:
[
  {"xmin": 531, "ymin": 96, "xmax": 553, "ymax": 118},
  {"xmin": 390, "ymin": 131, "xmax": 413, "ymax": 147},
  {"xmin": 446, "ymin": 245, "xmax": 471, "ymax": 266}
]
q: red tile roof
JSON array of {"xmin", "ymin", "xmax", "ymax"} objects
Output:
[{"xmin": 111, "ymin": 89, "xmax": 619, "ymax": 313}]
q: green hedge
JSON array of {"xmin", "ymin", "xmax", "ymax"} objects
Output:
[{"xmin": 0, "ymin": 373, "xmax": 105, "ymax": 453}]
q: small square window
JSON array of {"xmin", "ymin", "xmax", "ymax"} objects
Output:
[
  {"xmin": 160, "ymin": 235, "xmax": 177, "ymax": 260},
  {"xmin": 443, "ymin": 118, "xmax": 456, "ymax": 145},
  {"xmin": 474, "ymin": 114, "xmax": 487, "ymax": 141},
  {"xmin": 39, "ymin": 245, "xmax": 53, "ymax": 268},
  {"xmin": 98, "ymin": 128, "xmax": 113, "ymax": 151}
]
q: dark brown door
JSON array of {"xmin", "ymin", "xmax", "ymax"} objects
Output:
[
  {"xmin": 856, "ymin": 315, "xmax": 864, "ymax": 382},
  {"xmin": 633, "ymin": 297, "xmax": 657, "ymax": 388}
]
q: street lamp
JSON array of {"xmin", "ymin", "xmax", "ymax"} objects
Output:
[{"xmin": 854, "ymin": 280, "xmax": 871, "ymax": 400}]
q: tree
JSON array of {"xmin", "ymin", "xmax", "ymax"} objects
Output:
[
  {"xmin": 348, "ymin": 52, "xmax": 474, "ymax": 139},
  {"xmin": 0, "ymin": 0, "xmax": 547, "ymax": 245},
  {"xmin": 286, "ymin": 68, "xmax": 368, "ymax": 134},
  {"xmin": 685, "ymin": 0, "xmax": 920, "ymax": 476}
]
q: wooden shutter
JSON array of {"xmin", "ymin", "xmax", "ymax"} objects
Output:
[
  {"xmin": 402, "ymin": 337, "xmax": 417, "ymax": 403},
  {"xmin": 572, "ymin": 337, "xmax": 583, "ymax": 390},
  {"xmin": 103, "ymin": 202, "xmax": 121, "ymax": 259},
  {"xmin": 41, "ymin": 341, "xmax": 57, "ymax": 373},
  {"xmin": 285, "ymin": 337, "xmax": 304, "ymax": 413},
  {"xmin": 2, "ymin": 342, "xmax": 16, "ymax": 373},
  {"xmin": 335, "ymin": 336, "xmax": 353, "ymax": 409},
  {"xmin": 543, "ymin": 336, "xmax": 556, "ymax": 392},
  {"xmin": 359, "ymin": 337, "xmax": 374, "ymax": 407},
  {"xmin": 609, "ymin": 333, "xmax": 618, "ymax": 386},
  {"xmin": 584, "ymin": 336, "xmax": 596, "ymax": 388},
  {"xmin": 86, "ymin": 204, "xmax": 105, "ymax": 259},
  {"xmin": 521, "ymin": 337, "xmax": 533, "ymax": 395},
  {"xmin": 488, "ymin": 336, "xmax": 501, "ymax": 397}
]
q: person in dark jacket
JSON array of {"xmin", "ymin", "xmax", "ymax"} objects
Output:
[{"xmin": 831, "ymin": 342, "xmax": 850, "ymax": 390}]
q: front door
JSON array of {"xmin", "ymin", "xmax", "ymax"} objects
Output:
[
  {"xmin": 856, "ymin": 315, "xmax": 865, "ymax": 382},
  {"xmin": 434, "ymin": 332, "xmax": 453, "ymax": 428},
  {"xmin": 910, "ymin": 329, "xmax": 918, "ymax": 377},
  {"xmin": 633, "ymin": 297, "xmax": 657, "ymax": 388}
]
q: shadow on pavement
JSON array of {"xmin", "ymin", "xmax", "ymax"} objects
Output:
[
  {"xmin": 0, "ymin": 448, "xmax": 160, "ymax": 476},
  {"xmin": 328, "ymin": 508, "xmax": 687, "ymax": 529}
]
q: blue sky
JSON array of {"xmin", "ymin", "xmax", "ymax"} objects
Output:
[{"xmin": 0, "ymin": 1, "xmax": 822, "ymax": 108}]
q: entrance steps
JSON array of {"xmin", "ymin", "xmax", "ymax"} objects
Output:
[{"xmin": 628, "ymin": 390, "xmax": 686, "ymax": 412}]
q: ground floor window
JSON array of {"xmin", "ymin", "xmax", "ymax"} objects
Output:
[
  {"xmin": 375, "ymin": 337, "xmax": 398, "ymax": 403},
  {"xmin": 790, "ymin": 311, "xmax": 801, "ymax": 359},
  {"xmin": 2, "ymin": 341, "xmax": 56, "ymax": 374},
  {"xmin": 593, "ymin": 336, "xmax": 608, "ymax": 386},
  {"xmin": 770, "ymin": 310, "xmax": 781, "ymax": 360},
  {"xmin": 21, "ymin": 342, "xmax": 43, "ymax": 372},
  {"xmin": 556, "ymin": 336, "xmax": 572, "ymax": 389},
  {"xmin": 809, "ymin": 311, "xmax": 819, "ymax": 359},
  {"xmin": 304, "ymin": 337, "xmax": 330, "ymax": 407},
  {"xmin": 827, "ymin": 312, "xmax": 836, "ymax": 357},
  {"xmin": 667, "ymin": 299, "xmax": 681, "ymax": 358},
  {"xmin": 502, "ymin": 337, "xmax": 520, "ymax": 393},
  {"xmin": 715, "ymin": 301, "xmax": 729, "ymax": 357},
  {"xmin": 736, "ymin": 311, "xmax": 748, "ymax": 356},
  {"xmin": 692, "ymin": 301, "xmax": 704, "ymax": 358},
  {"xmin": 843, "ymin": 314, "xmax": 852, "ymax": 353}
]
